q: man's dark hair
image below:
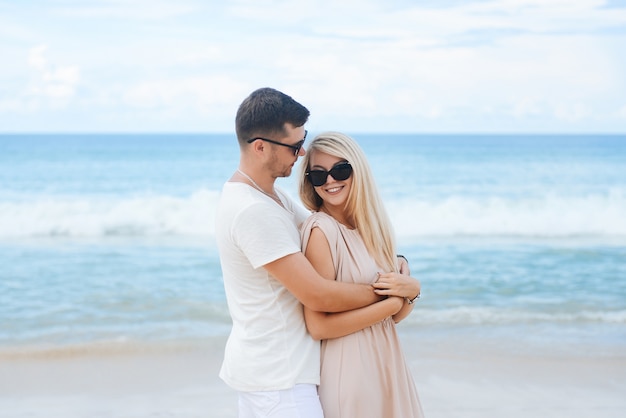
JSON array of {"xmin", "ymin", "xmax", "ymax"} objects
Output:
[{"xmin": 235, "ymin": 87, "xmax": 310, "ymax": 145}]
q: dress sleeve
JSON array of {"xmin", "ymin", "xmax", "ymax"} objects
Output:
[{"xmin": 300, "ymin": 212, "xmax": 341, "ymax": 272}]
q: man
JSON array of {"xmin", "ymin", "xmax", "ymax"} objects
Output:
[{"xmin": 215, "ymin": 87, "xmax": 409, "ymax": 417}]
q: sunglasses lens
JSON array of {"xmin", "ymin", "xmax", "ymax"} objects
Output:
[
  {"xmin": 308, "ymin": 171, "xmax": 327, "ymax": 186},
  {"xmin": 329, "ymin": 164, "xmax": 352, "ymax": 181},
  {"xmin": 307, "ymin": 163, "xmax": 352, "ymax": 187}
]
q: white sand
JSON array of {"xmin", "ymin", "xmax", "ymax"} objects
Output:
[{"xmin": 0, "ymin": 334, "xmax": 624, "ymax": 418}]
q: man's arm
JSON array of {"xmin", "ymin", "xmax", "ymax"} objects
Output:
[
  {"xmin": 397, "ymin": 255, "xmax": 410, "ymax": 275},
  {"xmin": 264, "ymin": 249, "xmax": 382, "ymax": 313}
]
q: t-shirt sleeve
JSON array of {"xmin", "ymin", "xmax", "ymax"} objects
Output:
[
  {"xmin": 233, "ymin": 201, "xmax": 302, "ymax": 269},
  {"xmin": 294, "ymin": 203, "xmax": 311, "ymax": 227},
  {"xmin": 276, "ymin": 187, "xmax": 311, "ymax": 227}
]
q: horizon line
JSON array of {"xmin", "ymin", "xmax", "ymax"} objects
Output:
[{"xmin": 1, "ymin": 131, "xmax": 625, "ymax": 136}]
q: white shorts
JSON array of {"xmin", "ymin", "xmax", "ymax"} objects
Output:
[{"xmin": 238, "ymin": 383, "xmax": 323, "ymax": 418}]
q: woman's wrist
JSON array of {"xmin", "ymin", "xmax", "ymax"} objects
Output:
[{"xmin": 406, "ymin": 292, "xmax": 420, "ymax": 304}]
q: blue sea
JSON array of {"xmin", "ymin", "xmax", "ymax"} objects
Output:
[{"xmin": 1, "ymin": 134, "xmax": 625, "ymax": 356}]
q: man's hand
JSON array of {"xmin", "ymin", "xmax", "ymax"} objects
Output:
[{"xmin": 397, "ymin": 255, "xmax": 410, "ymax": 275}]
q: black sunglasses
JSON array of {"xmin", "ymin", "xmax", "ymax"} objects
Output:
[
  {"xmin": 247, "ymin": 130, "xmax": 308, "ymax": 156},
  {"xmin": 306, "ymin": 162, "xmax": 353, "ymax": 187}
]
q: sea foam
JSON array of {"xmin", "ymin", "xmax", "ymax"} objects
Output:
[
  {"xmin": 0, "ymin": 189, "xmax": 218, "ymax": 238},
  {"xmin": 1, "ymin": 188, "xmax": 625, "ymax": 239}
]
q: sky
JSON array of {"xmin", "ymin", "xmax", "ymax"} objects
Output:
[{"xmin": 1, "ymin": 0, "xmax": 626, "ymax": 134}]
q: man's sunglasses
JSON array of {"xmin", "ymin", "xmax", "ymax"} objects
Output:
[
  {"xmin": 306, "ymin": 162, "xmax": 353, "ymax": 187},
  {"xmin": 247, "ymin": 130, "xmax": 308, "ymax": 156}
]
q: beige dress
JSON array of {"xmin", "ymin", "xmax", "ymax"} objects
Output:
[{"xmin": 301, "ymin": 212, "xmax": 424, "ymax": 418}]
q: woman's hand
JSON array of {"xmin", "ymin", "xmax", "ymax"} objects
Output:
[{"xmin": 372, "ymin": 272, "xmax": 421, "ymax": 300}]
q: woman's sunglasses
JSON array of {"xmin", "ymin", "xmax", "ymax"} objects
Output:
[{"xmin": 306, "ymin": 162, "xmax": 353, "ymax": 187}]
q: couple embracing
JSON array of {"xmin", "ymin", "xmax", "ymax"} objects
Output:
[{"xmin": 215, "ymin": 87, "xmax": 425, "ymax": 418}]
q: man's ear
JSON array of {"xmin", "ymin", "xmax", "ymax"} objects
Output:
[{"xmin": 250, "ymin": 139, "xmax": 266, "ymax": 154}]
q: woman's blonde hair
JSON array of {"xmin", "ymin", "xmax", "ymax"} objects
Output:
[{"xmin": 298, "ymin": 132, "xmax": 398, "ymax": 273}]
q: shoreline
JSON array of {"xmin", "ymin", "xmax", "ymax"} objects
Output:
[{"xmin": 1, "ymin": 333, "xmax": 625, "ymax": 418}]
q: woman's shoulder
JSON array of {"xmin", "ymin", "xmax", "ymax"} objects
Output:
[
  {"xmin": 301, "ymin": 211, "xmax": 342, "ymax": 234},
  {"xmin": 300, "ymin": 212, "xmax": 342, "ymax": 253},
  {"xmin": 304, "ymin": 211, "xmax": 337, "ymax": 226}
]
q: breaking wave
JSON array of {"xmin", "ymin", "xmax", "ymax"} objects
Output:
[{"xmin": 1, "ymin": 188, "xmax": 625, "ymax": 239}]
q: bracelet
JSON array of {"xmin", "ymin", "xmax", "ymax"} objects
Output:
[
  {"xmin": 397, "ymin": 254, "xmax": 408, "ymax": 263},
  {"xmin": 406, "ymin": 293, "xmax": 420, "ymax": 304}
]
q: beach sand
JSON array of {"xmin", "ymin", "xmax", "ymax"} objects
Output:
[{"xmin": 1, "ymin": 333, "xmax": 624, "ymax": 418}]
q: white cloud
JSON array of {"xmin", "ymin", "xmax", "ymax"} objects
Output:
[
  {"xmin": 554, "ymin": 102, "xmax": 591, "ymax": 122},
  {"xmin": 510, "ymin": 97, "xmax": 543, "ymax": 118},
  {"xmin": 54, "ymin": 0, "xmax": 199, "ymax": 20},
  {"xmin": 123, "ymin": 76, "xmax": 248, "ymax": 111},
  {"xmin": 618, "ymin": 105, "xmax": 626, "ymax": 119},
  {"xmin": 0, "ymin": 0, "xmax": 625, "ymax": 132},
  {"xmin": 28, "ymin": 45, "xmax": 48, "ymax": 71},
  {"xmin": 25, "ymin": 45, "xmax": 81, "ymax": 103}
]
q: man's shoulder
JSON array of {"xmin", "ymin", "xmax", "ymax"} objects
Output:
[{"xmin": 219, "ymin": 182, "xmax": 269, "ymax": 211}]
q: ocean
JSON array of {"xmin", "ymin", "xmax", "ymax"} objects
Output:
[{"xmin": 1, "ymin": 134, "xmax": 625, "ymax": 357}]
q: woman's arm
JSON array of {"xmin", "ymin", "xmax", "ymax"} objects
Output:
[
  {"xmin": 305, "ymin": 296, "xmax": 404, "ymax": 340},
  {"xmin": 391, "ymin": 299, "xmax": 414, "ymax": 323},
  {"xmin": 303, "ymin": 227, "xmax": 404, "ymax": 341}
]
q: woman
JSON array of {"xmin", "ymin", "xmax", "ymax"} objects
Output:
[{"xmin": 298, "ymin": 132, "xmax": 425, "ymax": 417}]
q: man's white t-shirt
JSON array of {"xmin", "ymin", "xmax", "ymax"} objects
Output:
[{"xmin": 215, "ymin": 181, "xmax": 319, "ymax": 392}]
